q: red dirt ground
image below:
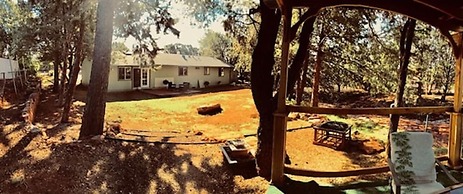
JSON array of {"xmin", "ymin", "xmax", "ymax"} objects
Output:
[{"xmin": 0, "ymin": 85, "xmax": 453, "ymax": 193}]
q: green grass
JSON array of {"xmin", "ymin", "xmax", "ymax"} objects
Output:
[{"xmin": 325, "ymin": 115, "xmax": 389, "ymax": 142}]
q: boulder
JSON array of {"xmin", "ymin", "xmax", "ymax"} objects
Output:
[{"xmin": 359, "ymin": 139, "xmax": 385, "ymax": 155}]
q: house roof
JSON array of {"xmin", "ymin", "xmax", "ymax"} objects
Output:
[{"xmin": 113, "ymin": 53, "xmax": 233, "ymax": 68}]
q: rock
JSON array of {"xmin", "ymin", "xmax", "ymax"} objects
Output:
[
  {"xmin": 30, "ymin": 125, "xmax": 41, "ymax": 133},
  {"xmin": 107, "ymin": 122, "xmax": 121, "ymax": 134},
  {"xmin": 195, "ymin": 131, "xmax": 203, "ymax": 135},
  {"xmin": 91, "ymin": 135, "xmax": 104, "ymax": 141},
  {"xmin": 288, "ymin": 113, "xmax": 300, "ymax": 121},
  {"xmin": 359, "ymin": 139, "xmax": 385, "ymax": 155},
  {"xmin": 301, "ymin": 113, "xmax": 311, "ymax": 120}
]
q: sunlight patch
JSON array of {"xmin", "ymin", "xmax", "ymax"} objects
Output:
[
  {"xmin": 180, "ymin": 162, "xmax": 188, "ymax": 173},
  {"xmin": 10, "ymin": 169, "xmax": 25, "ymax": 184},
  {"xmin": 157, "ymin": 164, "xmax": 181, "ymax": 192},
  {"xmin": 28, "ymin": 148, "xmax": 52, "ymax": 161},
  {"xmin": 148, "ymin": 180, "xmax": 158, "ymax": 192},
  {"xmin": 118, "ymin": 152, "xmax": 126, "ymax": 160}
]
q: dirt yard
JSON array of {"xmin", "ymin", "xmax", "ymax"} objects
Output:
[{"xmin": 0, "ymin": 85, "xmax": 454, "ymax": 193}]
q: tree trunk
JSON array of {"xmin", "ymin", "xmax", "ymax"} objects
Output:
[
  {"xmin": 53, "ymin": 55, "xmax": 60, "ymax": 93},
  {"xmin": 311, "ymin": 45, "xmax": 323, "ymax": 107},
  {"xmin": 79, "ymin": 0, "xmax": 115, "ymax": 139},
  {"xmin": 251, "ymin": 1, "xmax": 281, "ymax": 179},
  {"xmin": 251, "ymin": 2, "xmax": 317, "ymax": 178},
  {"xmin": 389, "ymin": 18, "xmax": 416, "ymax": 132},
  {"xmin": 62, "ymin": 14, "xmax": 86, "ymax": 123},
  {"xmin": 296, "ymin": 58, "xmax": 310, "ymax": 105},
  {"xmin": 57, "ymin": 42, "xmax": 68, "ymax": 106},
  {"xmin": 441, "ymin": 85, "xmax": 448, "ymax": 102}
]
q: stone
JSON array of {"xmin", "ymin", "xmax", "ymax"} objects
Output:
[
  {"xmin": 288, "ymin": 113, "xmax": 300, "ymax": 121},
  {"xmin": 359, "ymin": 139, "xmax": 385, "ymax": 155}
]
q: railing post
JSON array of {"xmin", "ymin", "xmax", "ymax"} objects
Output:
[
  {"xmin": 449, "ymin": 32, "xmax": 463, "ymax": 168},
  {"xmin": 271, "ymin": 5, "xmax": 292, "ymax": 186}
]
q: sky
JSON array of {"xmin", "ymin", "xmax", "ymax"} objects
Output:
[{"xmin": 119, "ymin": 2, "xmax": 225, "ymax": 49}]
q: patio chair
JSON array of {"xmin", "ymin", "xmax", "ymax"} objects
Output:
[{"xmin": 388, "ymin": 131, "xmax": 458, "ymax": 194}]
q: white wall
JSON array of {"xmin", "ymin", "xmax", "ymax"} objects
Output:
[
  {"xmin": 82, "ymin": 60, "xmax": 133, "ymax": 92},
  {"xmin": 82, "ymin": 59, "xmax": 232, "ymax": 92},
  {"xmin": 81, "ymin": 60, "xmax": 91, "ymax": 85},
  {"xmin": 152, "ymin": 66, "xmax": 231, "ymax": 88},
  {"xmin": 0, "ymin": 58, "xmax": 19, "ymax": 79}
]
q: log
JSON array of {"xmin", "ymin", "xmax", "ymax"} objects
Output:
[
  {"xmin": 22, "ymin": 82, "xmax": 41, "ymax": 124},
  {"xmin": 197, "ymin": 103, "xmax": 222, "ymax": 115}
]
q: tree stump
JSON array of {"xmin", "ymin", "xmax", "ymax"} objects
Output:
[
  {"xmin": 21, "ymin": 82, "xmax": 41, "ymax": 124},
  {"xmin": 197, "ymin": 104, "xmax": 222, "ymax": 115}
]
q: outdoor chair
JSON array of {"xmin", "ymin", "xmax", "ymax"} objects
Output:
[{"xmin": 388, "ymin": 131, "xmax": 458, "ymax": 194}]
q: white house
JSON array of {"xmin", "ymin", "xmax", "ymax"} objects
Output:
[
  {"xmin": 0, "ymin": 58, "xmax": 19, "ymax": 79},
  {"xmin": 81, "ymin": 53, "xmax": 235, "ymax": 92}
]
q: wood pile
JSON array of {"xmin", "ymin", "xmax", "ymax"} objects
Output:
[{"xmin": 21, "ymin": 81, "xmax": 41, "ymax": 124}]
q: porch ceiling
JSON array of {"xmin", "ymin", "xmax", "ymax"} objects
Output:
[{"xmin": 265, "ymin": 0, "xmax": 463, "ymax": 32}]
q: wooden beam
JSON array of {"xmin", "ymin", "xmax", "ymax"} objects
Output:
[
  {"xmin": 267, "ymin": 0, "xmax": 463, "ymax": 32},
  {"xmin": 271, "ymin": 7, "xmax": 292, "ymax": 186},
  {"xmin": 413, "ymin": 0, "xmax": 463, "ymax": 20},
  {"xmin": 284, "ymin": 156, "xmax": 449, "ymax": 177},
  {"xmin": 287, "ymin": 105, "xmax": 453, "ymax": 115},
  {"xmin": 285, "ymin": 165, "xmax": 389, "ymax": 177}
]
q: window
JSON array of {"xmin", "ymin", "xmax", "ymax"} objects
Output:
[
  {"xmin": 218, "ymin": 67, "xmax": 225, "ymax": 77},
  {"xmin": 178, "ymin": 67, "xmax": 188, "ymax": 76},
  {"xmin": 204, "ymin": 67, "xmax": 210, "ymax": 75},
  {"xmin": 118, "ymin": 67, "xmax": 132, "ymax": 80}
]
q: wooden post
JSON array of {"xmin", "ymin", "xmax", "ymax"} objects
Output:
[
  {"xmin": 449, "ymin": 113, "xmax": 463, "ymax": 168},
  {"xmin": 18, "ymin": 70, "xmax": 23, "ymax": 87},
  {"xmin": 1, "ymin": 72, "xmax": 5, "ymax": 105},
  {"xmin": 449, "ymin": 32, "xmax": 463, "ymax": 168},
  {"xmin": 10, "ymin": 72, "xmax": 17, "ymax": 94},
  {"xmin": 24, "ymin": 69, "xmax": 27, "ymax": 84},
  {"xmin": 271, "ymin": 5, "xmax": 292, "ymax": 186}
]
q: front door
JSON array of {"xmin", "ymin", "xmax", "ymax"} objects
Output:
[
  {"xmin": 141, "ymin": 68, "xmax": 149, "ymax": 88},
  {"xmin": 133, "ymin": 68, "xmax": 141, "ymax": 88}
]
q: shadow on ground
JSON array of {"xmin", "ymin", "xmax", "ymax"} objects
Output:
[
  {"xmin": 1, "ymin": 86, "xmax": 267, "ymax": 193},
  {"xmin": 74, "ymin": 84, "xmax": 247, "ymax": 103},
  {"xmin": 0, "ymin": 136, "xmax": 266, "ymax": 193}
]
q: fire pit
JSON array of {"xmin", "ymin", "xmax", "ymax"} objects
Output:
[{"xmin": 313, "ymin": 121, "xmax": 351, "ymax": 150}]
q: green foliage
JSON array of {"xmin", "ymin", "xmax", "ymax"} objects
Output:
[
  {"xmin": 164, "ymin": 43, "xmax": 199, "ymax": 55},
  {"xmin": 199, "ymin": 30, "xmax": 232, "ymax": 61}
]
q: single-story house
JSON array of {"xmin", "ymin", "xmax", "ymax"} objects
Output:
[
  {"xmin": 81, "ymin": 53, "xmax": 235, "ymax": 92},
  {"xmin": 0, "ymin": 57, "xmax": 19, "ymax": 79}
]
